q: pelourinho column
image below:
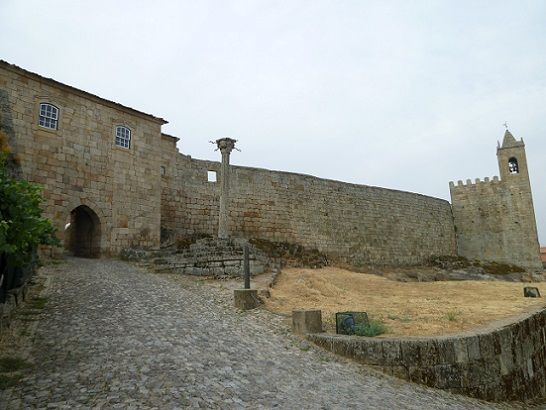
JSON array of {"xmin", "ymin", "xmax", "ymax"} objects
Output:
[{"xmin": 215, "ymin": 137, "xmax": 237, "ymax": 239}]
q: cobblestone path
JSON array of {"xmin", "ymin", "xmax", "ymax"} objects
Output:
[{"xmin": 1, "ymin": 258, "xmax": 521, "ymax": 409}]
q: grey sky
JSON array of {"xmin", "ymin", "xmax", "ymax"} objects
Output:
[{"xmin": 2, "ymin": 1, "xmax": 545, "ymax": 243}]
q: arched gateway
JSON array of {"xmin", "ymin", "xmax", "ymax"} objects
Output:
[{"xmin": 66, "ymin": 205, "xmax": 101, "ymax": 258}]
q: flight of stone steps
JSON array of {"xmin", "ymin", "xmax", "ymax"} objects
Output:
[{"xmin": 149, "ymin": 238, "xmax": 281, "ymax": 278}]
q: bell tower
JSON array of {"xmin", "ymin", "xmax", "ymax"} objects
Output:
[
  {"xmin": 494, "ymin": 128, "xmax": 541, "ymax": 270},
  {"xmin": 451, "ymin": 128, "xmax": 542, "ymax": 271},
  {"xmin": 496, "ymin": 129, "xmax": 531, "ymax": 189}
]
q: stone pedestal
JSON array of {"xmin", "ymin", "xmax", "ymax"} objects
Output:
[
  {"xmin": 292, "ymin": 310, "xmax": 322, "ymax": 335},
  {"xmin": 234, "ymin": 289, "xmax": 260, "ymax": 310}
]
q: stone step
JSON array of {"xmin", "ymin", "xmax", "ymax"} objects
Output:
[
  {"xmin": 148, "ymin": 238, "xmax": 279, "ymax": 277},
  {"xmin": 155, "ymin": 264, "xmax": 266, "ymax": 276},
  {"xmin": 154, "ymin": 256, "xmax": 267, "ymax": 265},
  {"xmin": 161, "ymin": 252, "xmax": 270, "ymax": 261},
  {"xmin": 154, "ymin": 260, "xmax": 266, "ymax": 269}
]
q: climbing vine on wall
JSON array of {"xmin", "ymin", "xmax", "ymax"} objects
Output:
[{"xmin": 0, "ymin": 130, "xmax": 58, "ymax": 302}]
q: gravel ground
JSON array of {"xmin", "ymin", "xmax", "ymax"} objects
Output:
[{"xmin": 0, "ymin": 258, "xmax": 525, "ymax": 409}]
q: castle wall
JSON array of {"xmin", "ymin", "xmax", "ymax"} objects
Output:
[
  {"xmin": 161, "ymin": 153, "xmax": 457, "ymax": 267},
  {"xmin": 450, "ymin": 176, "xmax": 542, "ymax": 270},
  {"xmin": 0, "ymin": 63, "xmax": 164, "ymax": 255},
  {"xmin": 4, "ymin": 61, "xmax": 538, "ymax": 268}
]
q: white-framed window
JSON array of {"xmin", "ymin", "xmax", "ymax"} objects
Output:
[
  {"xmin": 39, "ymin": 103, "xmax": 59, "ymax": 129},
  {"xmin": 115, "ymin": 126, "xmax": 131, "ymax": 148},
  {"xmin": 207, "ymin": 170, "xmax": 217, "ymax": 182}
]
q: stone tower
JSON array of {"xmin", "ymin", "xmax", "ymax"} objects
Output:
[
  {"xmin": 497, "ymin": 130, "xmax": 531, "ymax": 186},
  {"xmin": 449, "ymin": 130, "xmax": 542, "ymax": 271}
]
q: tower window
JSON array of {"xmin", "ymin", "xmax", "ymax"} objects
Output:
[
  {"xmin": 39, "ymin": 103, "xmax": 59, "ymax": 129},
  {"xmin": 508, "ymin": 157, "xmax": 519, "ymax": 174},
  {"xmin": 115, "ymin": 126, "xmax": 131, "ymax": 148}
]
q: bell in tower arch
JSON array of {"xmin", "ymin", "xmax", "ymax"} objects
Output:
[{"xmin": 508, "ymin": 157, "xmax": 519, "ymax": 174}]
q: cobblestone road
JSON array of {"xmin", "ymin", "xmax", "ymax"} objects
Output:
[{"xmin": 1, "ymin": 258, "xmax": 523, "ymax": 409}]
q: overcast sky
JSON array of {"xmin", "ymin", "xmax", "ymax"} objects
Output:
[{"xmin": 1, "ymin": 1, "xmax": 545, "ymax": 243}]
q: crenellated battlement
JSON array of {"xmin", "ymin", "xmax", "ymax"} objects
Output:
[{"xmin": 449, "ymin": 176, "xmax": 500, "ymax": 190}]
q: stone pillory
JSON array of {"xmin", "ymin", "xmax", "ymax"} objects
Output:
[
  {"xmin": 215, "ymin": 138, "xmax": 237, "ymax": 239},
  {"xmin": 0, "ymin": 59, "xmax": 541, "ymax": 270}
]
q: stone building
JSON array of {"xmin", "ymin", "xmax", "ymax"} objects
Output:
[
  {"xmin": 0, "ymin": 60, "xmax": 166, "ymax": 256},
  {"xmin": 0, "ymin": 60, "xmax": 542, "ymax": 270}
]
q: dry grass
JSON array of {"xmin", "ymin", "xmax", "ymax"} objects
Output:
[{"xmin": 264, "ymin": 267, "xmax": 546, "ymax": 337}]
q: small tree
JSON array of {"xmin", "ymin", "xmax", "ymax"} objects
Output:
[{"xmin": 0, "ymin": 132, "xmax": 58, "ymax": 302}]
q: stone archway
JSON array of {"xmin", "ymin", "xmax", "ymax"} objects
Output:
[{"xmin": 66, "ymin": 205, "xmax": 101, "ymax": 258}]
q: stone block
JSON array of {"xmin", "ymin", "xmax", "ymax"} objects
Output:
[
  {"xmin": 453, "ymin": 338, "xmax": 469, "ymax": 364},
  {"xmin": 354, "ymin": 340, "xmax": 383, "ymax": 365},
  {"xmin": 466, "ymin": 336, "xmax": 481, "ymax": 360},
  {"xmin": 292, "ymin": 310, "xmax": 322, "ymax": 335},
  {"xmin": 233, "ymin": 289, "xmax": 260, "ymax": 310},
  {"xmin": 468, "ymin": 358, "xmax": 501, "ymax": 386},
  {"xmin": 335, "ymin": 339, "xmax": 356, "ymax": 357},
  {"xmin": 224, "ymin": 266, "xmax": 240, "ymax": 276},
  {"xmin": 408, "ymin": 366, "xmax": 426, "ymax": 384},
  {"xmin": 522, "ymin": 335, "xmax": 534, "ymax": 364},
  {"xmin": 498, "ymin": 351, "xmax": 514, "ymax": 376},
  {"xmin": 400, "ymin": 341, "xmax": 421, "ymax": 367},
  {"xmin": 420, "ymin": 340, "xmax": 440, "ymax": 367},
  {"xmin": 381, "ymin": 340, "xmax": 402, "ymax": 366},
  {"xmin": 391, "ymin": 365, "xmax": 409, "ymax": 380},
  {"xmin": 525, "ymin": 358, "xmax": 534, "ymax": 380},
  {"xmin": 257, "ymin": 289, "xmax": 270, "ymax": 299},
  {"xmin": 478, "ymin": 334, "xmax": 495, "ymax": 360}
]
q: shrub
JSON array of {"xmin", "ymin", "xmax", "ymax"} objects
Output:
[
  {"xmin": 0, "ymin": 142, "xmax": 59, "ymax": 302},
  {"xmin": 446, "ymin": 311, "xmax": 458, "ymax": 321},
  {"xmin": 353, "ymin": 319, "xmax": 387, "ymax": 337},
  {"xmin": 481, "ymin": 261, "xmax": 525, "ymax": 275},
  {"xmin": 427, "ymin": 255, "xmax": 471, "ymax": 270},
  {"xmin": 0, "ymin": 153, "xmax": 59, "ymax": 267}
]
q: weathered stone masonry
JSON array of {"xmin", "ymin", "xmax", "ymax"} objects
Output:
[
  {"xmin": 159, "ymin": 140, "xmax": 457, "ymax": 266},
  {"xmin": 1, "ymin": 60, "xmax": 541, "ymax": 269},
  {"xmin": 309, "ymin": 306, "xmax": 546, "ymax": 402},
  {"xmin": 0, "ymin": 61, "xmax": 166, "ymax": 256},
  {"xmin": 450, "ymin": 130, "xmax": 542, "ymax": 270}
]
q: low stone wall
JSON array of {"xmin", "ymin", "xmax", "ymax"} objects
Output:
[{"xmin": 308, "ymin": 307, "xmax": 546, "ymax": 402}]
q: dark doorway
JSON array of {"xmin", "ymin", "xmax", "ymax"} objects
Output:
[{"xmin": 67, "ymin": 205, "xmax": 101, "ymax": 258}]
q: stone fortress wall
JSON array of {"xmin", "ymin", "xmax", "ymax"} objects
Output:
[
  {"xmin": 160, "ymin": 135, "xmax": 456, "ymax": 266},
  {"xmin": 0, "ymin": 60, "xmax": 542, "ymax": 269},
  {"xmin": 0, "ymin": 61, "xmax": 165, "ymax": 256},
  {"xmin": 449, "ymin": 131, "xmax": 542, "ymax": 270}
]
